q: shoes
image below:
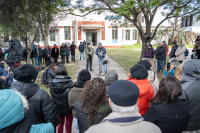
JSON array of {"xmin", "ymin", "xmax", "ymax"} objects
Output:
[
  {"xmin": 159, "ymin": 70, "xmax": 163, "ymax": 73},
  {"xmin": 67, "ymin": 62, "xmax": 70, "ymax": 63},
  {"xmin": 90, "ymin": 69, "xmax": 93, "ymax": 71}
]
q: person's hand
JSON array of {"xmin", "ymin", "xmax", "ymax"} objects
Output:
[
  {"xmin": 90, "ymin": 52, "xmax": 92, "ymax": 55},
  {"xmin": 102, "ymin": 52, "xmax": 104, "ymax": 54},
  {"xmin": 1, "ymin": 61, "xmax": 5, "ymax": 63},
  {"xmin": 0, "ymin": 76, "xmax": 7, "ymax": 81},
  {"xmin": 1, "ymin": 51, "xmax": 4, "ymax": 53}
]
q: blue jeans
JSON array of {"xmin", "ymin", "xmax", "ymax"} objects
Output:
[
  {"xmin": 30, "ymin": 58, "xmax": 35, "ymax": 66},
  {"xmin": 98, "ymin": 58, "xmax": 107, "ymax": 72},
  {"xmin": 73, "ymin": 117, "xmax": 79, "ymax": 133},
  {"xmin": 61, "ymin": 55, "xmax": 65, "ymax": 64},
  {"xmin": 157, "ymin": 59, "xmax": 163, "ymax": 71},
  {"xmin": 80, "ymin": 52, "xmax": 85, "ymax": 59},
  {"xmin": 0, "ymin": 68, "xmax": 4, "ymax": 76},
  {"xmin": 35, "ymin": 56, "xmax": 40, "ymax": 66}
]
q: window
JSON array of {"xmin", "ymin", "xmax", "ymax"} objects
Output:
[
  {"xmin": 122, "ymin": 29, "xmax": 124, "ymax": 40},
  {"xmin": 112, "ymin": 27, "xmax": 118, "ymax": 40},
  {"xmin": 64, "ymin": 26, "xmax": 71, "ymax": 40},
  {"xmin": 50, "ymin": 30, "xmax": 55, "ymax": 41},
  {"xmin": 142, "ymin": 16, "xmax": 144, "ymax": 23},
  {"xmin": 125, "ymin": 30, "xmax": 130, "ymax": 40},
  {"xmin": 132, "ymin": 30, "xmax": 137, "ymax": 40}
]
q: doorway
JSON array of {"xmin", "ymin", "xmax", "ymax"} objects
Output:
[{"xmin": 86, "ymin": 32, "xmax": 97, "ymax": 46}]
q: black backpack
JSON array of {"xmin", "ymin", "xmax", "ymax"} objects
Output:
[{"xmin": 41, "ymin": 69, "xmax": 48, "ymax": 84}]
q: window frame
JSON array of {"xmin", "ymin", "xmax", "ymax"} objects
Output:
[
  {"xmin": 132, "ymin": 30, "xmax": 137, "ymax": 40},
  {"xmin": 64, "ymin": 26, "xmax": 71, "ymax": 40},
  {"xmin": 50, "ymin": 30, "xmax": 55, "ymax": 41},
  {"xmin": 112, "ymin": 26, "xmax": 118, "ymax": 40},
  {"xmin": 125, "ymin": 29, "xmax": 130, "ymax": 40}
]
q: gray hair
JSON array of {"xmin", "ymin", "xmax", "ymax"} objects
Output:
[
  {"xmin": 169, "ymin": 58, "xmax": 179, "ymax": 67},
  {"xmin": 111, "ymin": 102, "xmax": 138, "ymax": 114},
  {"xmin": 99, "ymin": 43, "xmax": 102, "ymax": 45},
  {"xmin": 13, "ymin": 90, "xmax": 29, "ymax": 111}
]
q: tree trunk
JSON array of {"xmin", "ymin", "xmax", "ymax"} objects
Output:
[
  {"xmin": 27, "ymin": 50, "xmax": 31, "ymax": 64},
  {"xmin": 137, "ymin": 13, "xmax": 142, "ymax": 44},
  {"xmin": 140, "ymin": 38, "xmax": 148, "ymax": 60},
  {"xmin": 137, "ymin": 33, "xmax": 141, "ymax": 43}
]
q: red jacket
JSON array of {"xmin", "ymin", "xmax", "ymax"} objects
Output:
[
  {"xmin": 164, "ymin": 44, "xmax": 169, "ymax": 56},
  {"xmin": 127, "ymin": 78, "xmax": 154, "ymax": 116}
]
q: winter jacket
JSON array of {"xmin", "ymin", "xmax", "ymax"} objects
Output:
[
  {"xmin": 85, "ymin": 46, "xmax": 95, "ymax": 59},
  {"xmin": 85, "ymin": 112, "xmax": 161, "ymax": 133},
  {"xmin": 2, "ymin": 71, "xmax": 13, "ymax": 88},
  {"xmin": 144, "ymin": 99, "xmax": 189, "ymax": 133},
  {"xmin": 163, "ymin": 67, "xmax": 176, "ymax": 77},
  {"xmin": 179, "ymin": 59, "xmax": 200, "ymax": 131},
  {"xmin": 144, "ymin": 48, "xmax": 154, "ymax": 58},
  {"xmin": 164, "ymin": 43, "xmax": 169, "ymax": 56},
  {"xmin": 23, "ymin": 49, "xmax": 37, "ymax": 59},
  {"xmin": 70, "ymin": 44, "xmax": 76, "ymax": 54},
  {"xmin": 79, "ymin": 44, "xmax": 85, "ymax": 52},
  {"xmin": 51, "ymin": 47, "xmax": 59, "ymax": 58},
  {"xmin": 0, "ymin": 62, "xmax": 4, "ymax": 68},
  {"xmin": 127, "ymin": 78, "xmax": 154, "ymax": 116},
  {"xmin": 147, "ymin": 70, "xmax": 159, "ymax": 96},
  {"xmin": 83, "ymin": 42, "xmax": 86, "ymax": 47},
  {"xmin": 155, "ymin": 45, "xmax": 165, "ymax": 60},
  {"xmin": 96, "ymin": 47, "xmax": 107, "ymax": 59},
  {"xmin": 191, "ymin": 48, "xmax": 200, "ymax": 59},
  {"xmin": 66, "ymin": 47, "xmax": 70, "ymax": 57},
  {"xmin": 68, "ymin": 86, "xmax": 84, "ymax": 118},
  {"xmin": 11, "ymin": 81, "xmax": 60, "ymax": 127},
  {"xmin": 0, "ymin": 89, "xmax": 55, "ymax": 133},
  {"xmin": 60, "ymin": 46, "xmax": 66, "ymax": 56},
  {"xmin": 175, "ymin": 45, "xmax": 186, "ymax": 61},
  {"xmin": 47, "ymin": 47, "xmax": 51, "ymax": 54},
  {"xmin": 38, "ymin": 47, "xmax": 43, "ymax": 57},
  {"xmin": 75, "ymin": 101, "xmax": 112, "ymax": 133},
  {"xmin": 42, "ymin": 48, "xmax": 50, "ymax": 58},
  {"xmin": 169, "ymin": 45, "xmax": 178, "ymax": 58},
  {"xmin": 49, "ymin": 75, "xmax": 73, "ymax": 116},
  {"xmin": 47, "ymin": 68, "xmax": 55, "ymax": 82}
]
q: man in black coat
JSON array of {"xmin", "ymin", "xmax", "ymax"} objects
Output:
[
  {"xmin": 83, "ymin": 40, "xmax": 86, "ymax": 47},
  {"xmin": 23, "ymin": 46, "xmax": 37, "ymax": 64},
  {"xmin": 51, "ymin": 44, "xmax": 59, "ymax": 63},
  {"xmin": 79, "ymin": 42, "xmax": 85, "ymax": 60},
  {"xmin": 70, "ymin": 42, "xmax": 76, "ymax": 62},
  {"xmin": 11, "ymin": 64, "xmax": 60, "ymax": 129},
  {"xmin": 155, "ymin": 42, "xmax": 165, "ymax": 73},
  {"xmin": 42, "ymin": 46, "xmax": 51, "ymax": 67}
]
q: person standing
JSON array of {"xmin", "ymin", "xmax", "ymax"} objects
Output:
[
  {"xmin": 51, "ymin": 44, "xmax": 59, "ymax": 63},
  {"xmin": 42, "ymin": 46, "xmax": 51, "ymax": 67},
  {"xmin": 163, "ymin": 41, "xmax": 169, "ymax": 66},
  {"xmin": 144, "ymin": 43, "xmax": 154, "ymax": 59},
  {"xmin": 175, "ymin": 41, "xmax": 186, "ymax": 64},
  {"xmin": 155, "ymin": 42, "xmax": 165, "ymax": 73},
  {"xmin": 96, "ymin": 43, "xmax": 107, "ymax": 74},
  {"xmin": 70, "ymin": 42, "xmax": 76, "ymax": 62},
  {"xmin": 60, "ymin": 43, "xmax": 66, "ymax": 64},
  {"xmin": 83, "ymin": 40, "xmax": 86, "ymax": 47},
  {"xmin": 49, "ymin": 65, "xmax": 73, "ymax": 133},
  {"xmin": 38, "ymin": 45, "xmax": 43, "ymax": 65},
  {"xmin": 169, "ymin": 42, "xmax": 178, "ymax": 58},
  {"xmin": 79, "ymin": 42, "xmax": 85, "ymax": 60},
  {"xmin": 34, "ymin": 45, "xmax": 40, "ymax": 67},
  {"xmin": 85, "ymin": 43, "xmax": 95, "ymax": 71},
  {"xmin": 65, "ymin": 44, "xmax": 70, "ymax": 63}
]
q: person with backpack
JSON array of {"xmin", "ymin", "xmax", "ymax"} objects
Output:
[
  {"xmin": 175, "ymin": 41, "xmax": 187, "ymax": 63},
  {"xmin": 49, "ymin": 65, "xmax": 73, "ymax": 133},
  {"xmin": 79, "ymin": 42, "xmax": 85, "ymax": 60}
]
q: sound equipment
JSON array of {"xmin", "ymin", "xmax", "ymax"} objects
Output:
[{"xmin": 9, "ymin": 39, "xmax": 23, "ymax": 56}]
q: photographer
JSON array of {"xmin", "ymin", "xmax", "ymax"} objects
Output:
[
  {"xmin": 191, "ymin": 43, "xmax": 200, "ymax": 59},
  {"xmin": 0, "ymin": 67, "xmax": 14, "ymax": 88},
  {"xmin": 163, "ymin": 58, "xmax": 179, "ymax": 77}
]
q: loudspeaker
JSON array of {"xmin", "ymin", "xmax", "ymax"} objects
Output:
[{"xmin": 8, "ymin": 39, "xmax": 23, "ymax": 56}]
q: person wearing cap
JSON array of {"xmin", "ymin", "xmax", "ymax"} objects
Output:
[
  {"xmin": 11, "ymin": 64, "xmax": 60, "ymax": 128},
  {"xmin": 144, "ymin": 43, "xmax": 154, "ymax": 59},
  {"xmin": 143, "ymin": 76, "xmax": 190, "ymax": 133},
  {"xmin": 68, "ymin": 69, "xmax": 91, "ymax": 133},
  {"xmin": 105, "ymin": 70, "xmax": 118, "ymax": 103},
  {"xmin": 127, "ymin": 64, "xmax": 154, "ymax": 116},
  {"xmin": 0, "ymin": 89, "xmax": 55, "ymax": 133},
  {"xmin": 85, "ymin": 80, "xmax": 161, "ymax": 133},
  {"xmin": 163, "ymin": 41, "xmax": 169, "ymax": 66},
  {"xmin": 138, "ymin": 60, "xmax": 159, "ymax": 96},
  {"xmin": 75, "ymin": 78, "xmax": 112, "ymax": 133},
  {"xmin": 155, "ymin": 42, "xmax": 165, "ymax": 73},
  {"xmin": 85, "ymin": 43, "xmax": 95, "ymax": 71},
  {"xmin": 169, "ymin": 42, "xmax": 178, "ymax": 58},
  {"xmin": 175, "ymin": 40, "xmax": 187, "ymax": 63},
  {"xmin": 96, "ymin": 43, "xmax": 107, "ymax": 74}
]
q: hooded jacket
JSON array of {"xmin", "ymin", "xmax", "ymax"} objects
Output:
[
  {"xmin": 96, "ymin": 46, "xmax": 107, "ymax": 59},
  {"xmin": 155, "ymin": 45, "xmax": 165, "ymax": 60},
  {"xmin": 49, "ymin": 75, "xmax": 73, "ymax": 115},
  {"xmin": 127, "ymin": 78, "xmax": 154, "ymax": 116},
  {"xmin": 51, "ymin": 47, "xmax": 59, "ymax": 58},
  {"xmin": 175, "ymin": 45, "xmax": 186, "ymax": 61},
  {"xmin": 144, "ymin": 45, "xmax": 154, "ymax": 58},
  {"xmin": 11, "ymin": 81, "xmax": 60, "ymax": 127},
  {"xmin": 147, "ymin": 70, "xmax": 159, "ymax": 96},
  {"xmin": 179, "ymin": 59, "xmax": 200, "ymax": 131},
  {"xmin": 85, "ymin": 112, "xmax": 161, "ymax": 133}
]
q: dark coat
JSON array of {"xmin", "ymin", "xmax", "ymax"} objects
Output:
[
  {"xmin": 144, "ymin": 48, "xmax": 155, "ymax": 58},
  {"xmin": 5, "ymin": 49, "xmax": 11, "ymax": 55},
  {"xmin": 75, "ymin": 101, "xmax": 112, "ymax": 133},
  {"xmin": 51, "ymin": 47, "xmax": 59, "ymax": 58},
  {"xmin": 42, "ymin": 48, "xmax": 50, "ymax": 58},
  {"xmin": 38, "ymin": 47, "xmax": 43, "ymax": 57},
  {"xmin": 155, "ymin": 45, "xmax": 165, "ymax": 60},
  {"xmin": 49, "ymin": 75, "xmax": 73, "ymax": 116},
  {"xmin": 47, "ymin": 68, "xmax": 55, "ymax": 82},
  {"xmin": 66, "ymin": 47, "xmax": 70, "ymax": 57},
  {"xmin": 79, "ymin": 44, "xmax": 85, "ymax": 52},
  {"xmin": 70, "ymin": 44, "xmax": 76, "ymax": 54},
  {"xmin": 169, "ymin": 45, "xmax": 178, "ymax": 58},
  {"xmin": 96, "ymin": 47, "xmax": 107, "ymax": 59},
  {"xmin": 83, "ymin": 42, "xmax": 86, "ymax": 47},
  {"xmin": 60, "ymin": 46, "xmax": 66, "ymax": 56},
  {"xmin": 11, "ymin": 81, "xmax": 60, "ymax": 127},
  {"xmin": 23, "ymin": 49, "xmax": 37, "ymax": 59}
]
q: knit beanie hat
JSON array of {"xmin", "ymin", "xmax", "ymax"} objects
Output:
[
  {"xmin": 108, "ymin": 80, "xmax": 140, "ymax": 106},
  {"xmin": 105, "ymin": 70, "xmax": 118, "ymax": 86},
  {"xmin": 13, "ymin": 64, "xmax": 38, "ymax": 83},
  {"xmin": 130, "ymin": 64, "xmax": 148, "ymax": 79},
  {"xmin": 138, "ymin": 60, "xmax": 152, "ymax": 70},
  {"xmin": 175, "ymin": 64, "xmax": 183, "ymax": 78},
  {"xmin": 77, "ymin": 69, "xmax": 91, "ymax": 85}
]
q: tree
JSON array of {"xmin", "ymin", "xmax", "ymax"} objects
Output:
[
  {"xmin": 0, "ymin": 0, "xmax": 66, "ymax": 63},
  {"xmin": 61, "ymin": 0, "xmax": 200, "ymax": 59}
]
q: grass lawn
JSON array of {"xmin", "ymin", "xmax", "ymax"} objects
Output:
[
  {"xmin": 107, "ymin": 48, "xmax": 170, "ymax": 80},
  {"xmin": 36, "ymin": 51, "xmax": 79, "ymax": 94}
]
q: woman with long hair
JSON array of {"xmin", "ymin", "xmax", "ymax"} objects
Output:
[
  {"xmin": 143, "ymin": 76, "xmax": 189, "ymax": 133},
  {"xmin": 46, "ymin": 63, "xmax": 56, "ymax": 82},
  {"xmin": 74, "ymin": 78, "xmax": 112, "ymax": 133},
  {"xmin": 49, "ymin": 65, "xmax": 73, "ymax": 133}
]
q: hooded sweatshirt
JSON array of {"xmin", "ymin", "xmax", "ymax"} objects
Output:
[{"xmin": 179, "ymin": 59, "xmax": 200, "ymax": 131}]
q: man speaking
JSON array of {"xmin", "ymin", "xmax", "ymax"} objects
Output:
[{"xmin": 96, "ymin": 43, "xmax": 107, "ymax": 74}]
